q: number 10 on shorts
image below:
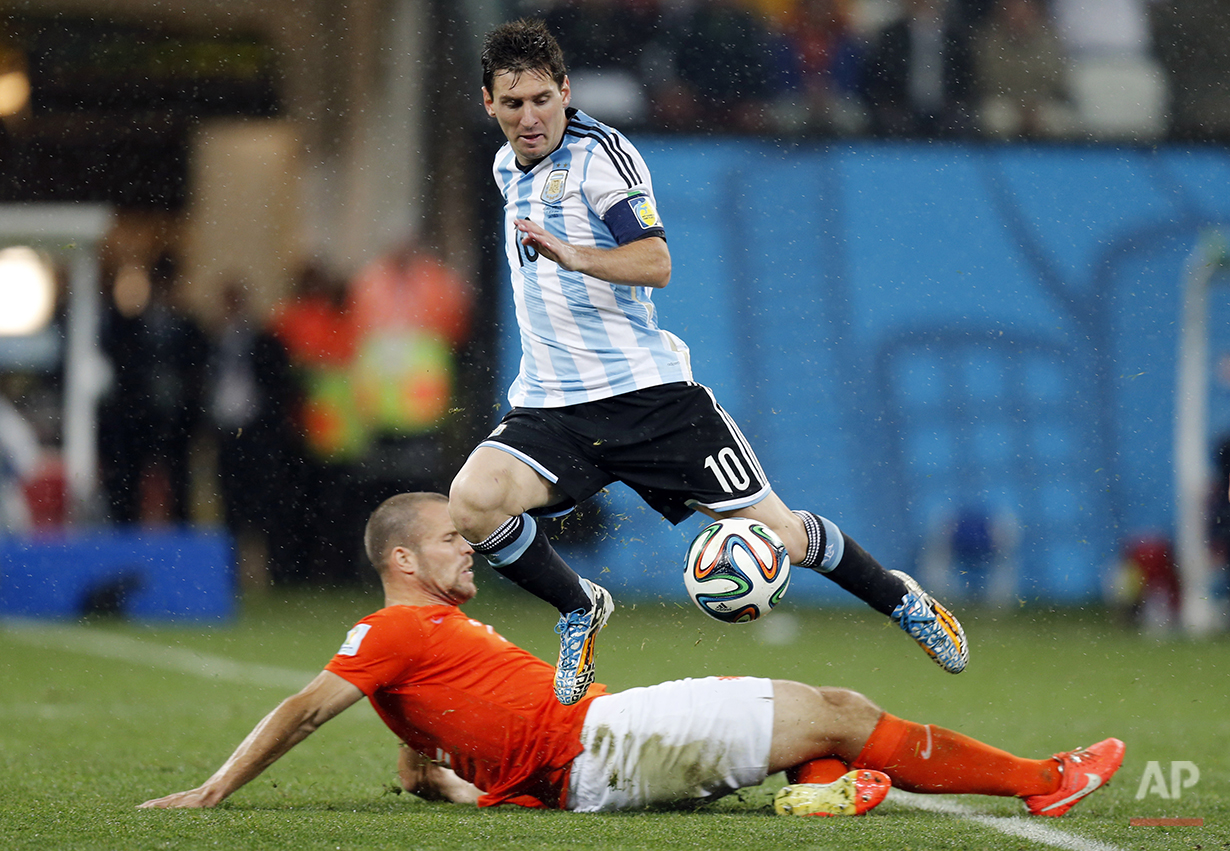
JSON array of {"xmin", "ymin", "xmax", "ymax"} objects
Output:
[{"xmin": 705, "ymin": 448, "xmax": 751, "ymax": 493}]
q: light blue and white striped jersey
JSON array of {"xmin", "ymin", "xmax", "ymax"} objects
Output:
[{"xmin": 493, "ymin": 108, "xmax": 693, "ymax": 408}]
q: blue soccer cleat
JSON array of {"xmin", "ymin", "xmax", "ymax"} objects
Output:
[
  {"xmin": 890, "ymin": 570, "xmax": 969, "ymax": 674},
  {"xmin": 553, "ymin": 578, "xmax": 614, "ymax": 705}
]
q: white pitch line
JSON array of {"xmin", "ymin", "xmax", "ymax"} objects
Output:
[
  {"xmin": 889, "ymin": 790, "xmax": 1127, "ymax": 851},
  {"xmin": 2, "ymin": 619, "xmax": 316, "ymax": 691}
]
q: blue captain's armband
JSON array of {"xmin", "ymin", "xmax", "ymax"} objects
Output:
[{"xmin": 603, "ymin": 193, "xmax": 667, "ymax": 246}]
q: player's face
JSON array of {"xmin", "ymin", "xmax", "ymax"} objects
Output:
[
  {"xmin": 411, "ymin": 502, "xmax": 477, "ymax": 605},
  {"xmin": 483, "ymin": 69, "xmax": 571, "ymax": 166}
]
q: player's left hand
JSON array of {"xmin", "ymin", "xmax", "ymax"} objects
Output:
[{"xmin": 515, "ymin": 218, "xmax": 579, "ymax": 270}]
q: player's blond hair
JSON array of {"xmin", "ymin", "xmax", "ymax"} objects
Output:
[{"xmin": 363, "ymin": 492, "xmax": 449, "ymax": 573}]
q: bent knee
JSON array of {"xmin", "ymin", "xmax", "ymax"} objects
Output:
[
  {"xmin": 815, "ymin": 686, "xmax": 877, "ymax": 716},
  {"xmin": 447, "ymin": 470, "xmax": 483, "ymax": 516},
  {"xmin": 448, "ymin": 451, "xmax": 546, "ymax": 539},
  {"xmin": 816, "ymin": 687, "xmax": 882, "ymax": 744},
  {"xmin": 447, "ymin": 475, "xmax": 498, "ymax": 540}
]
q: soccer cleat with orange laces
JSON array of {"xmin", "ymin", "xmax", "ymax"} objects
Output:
[
  {"xmin": 774, "ymin": 770, "xmax": 892, "ymax": 817},
  {"xmin": 890, "ymin": 570, "xmax": 969, "ymax": 673},
  {"xmin": 1024, "ymin": 738, "xmax": 1126, "ymax": 817},
  {"xmin": 553, "ymin": 578, "xmax": 614, "ymax": 705}
]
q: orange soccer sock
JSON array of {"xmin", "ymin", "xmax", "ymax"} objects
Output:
[
  {"xmin": 851, "ymin": 713, "xmax": 1059, "ymax": 798},
  {"xmin": 786, "ymin": 757, "xmax": 849, "ymax": 785}
]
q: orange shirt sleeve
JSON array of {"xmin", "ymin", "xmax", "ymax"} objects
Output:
[{"xmin": 325, "ymin": 612, "xmax": 422, "ymax": 695}]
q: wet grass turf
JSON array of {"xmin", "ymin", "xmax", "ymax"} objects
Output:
[{"xmin": 2, "ymin": 583, "xmax": 1226, "ymax": 850}]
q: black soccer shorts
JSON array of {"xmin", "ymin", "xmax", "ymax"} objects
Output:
[{"xmin": 477, "ymin": 382, "xmax": 772, "ymax": 524}]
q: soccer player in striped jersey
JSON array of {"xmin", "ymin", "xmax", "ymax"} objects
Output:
[{"xmin": 450, "ymin": 19, "xmax": 969, "ymax": 706}]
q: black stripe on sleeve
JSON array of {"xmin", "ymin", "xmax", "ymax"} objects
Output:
[{"xmin": 565, "ymin": 117, "xmax": 642, "ymax": 187}]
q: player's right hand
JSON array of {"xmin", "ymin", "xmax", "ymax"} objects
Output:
[{"xmin": 137, "ymin": 787, "xmax": 218, "ymax": 809}]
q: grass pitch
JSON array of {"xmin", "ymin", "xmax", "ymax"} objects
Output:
[{"xmin": 1, "ymin": 582, "xmax": 1225, "ymax": 850}]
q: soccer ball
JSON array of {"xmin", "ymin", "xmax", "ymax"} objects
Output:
[{"xmin": 683, "ymin": 518, "xmax": 791, "ymax": 624}]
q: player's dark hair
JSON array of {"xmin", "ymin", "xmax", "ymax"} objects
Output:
[
  {"xmin": 364, "ymin": 492, "xmax": 448, "ymax": 572},
  {"xmin": 481, "ymin": 18, "xmax": 567, "ymax": 94}
]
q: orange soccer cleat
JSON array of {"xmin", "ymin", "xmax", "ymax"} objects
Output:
[
  {"xmin": 774, "ymin": 769, "xmax": 892, "ymax": 817},
  {"xmin": 1024, "ymin": 738, "xmax": 1126, "ymax": 817}
]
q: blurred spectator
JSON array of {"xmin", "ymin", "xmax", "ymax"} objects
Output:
[
  {"xmin": 270, "ymin": 262, "xmax": 362, "ymax": 585},
  {"xmin": 862, "ymin": 0, "xmax": 974, "ymax": 137},
  {"xmin": 266, "ymin": 245, "xmax": 472, "ymax": 586},
  {"xmin": 1150, "ymin": 0, "xmax": 1230, "ymax": 141},
  {"xmin": 652, "ymin": 0, "xmax": 787, "ymax": 133},
  {"xmin": 773, "ymin": 0, "xmax": 870, "ymax": 135},
  {"xmin": 270, "ymin": 263, "xmax": 366, "ymax": 468},
  {"xmin": 270, "ymin": 265, "xmax": 357, "ymax": 370},
  {"xmin": 544, "ymin": 0, "xmax": 662, "ymax": 126},
  {"xmin": 347, "ymin": 236, "xmax": 473, "ymax": 505},
  {"xmin": 1052, "ymin": 0, "xmax": 1167, "ymax": 139},
  {"xmin": 919, "ymin": 502, "xmax": 1018, "ymax": 604},
  {"xmin": 0, "ymin": 393, "xmax": 40, "ymax": 534},
  {"xmin": 1051, "ymin": 0, "xmax": 1151, "ymax": 58},
  {"xmin": 971, "ymin": 0, "xmax": 1075, "ymax": 138},
  {"xmin": 1107, "ymin": 534, "xmax": 1179, "ymax": 631},
  {"xmin": 207, "ymin": 279, "xmax": 297, "ymax": 589},
  {"xmin": 99, "ymin": 253, "xmax": 208, "ymax": 525}
]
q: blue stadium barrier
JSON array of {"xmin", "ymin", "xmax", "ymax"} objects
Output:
[{"xmin": 0, "ymin": 527, "xmax": 235, "ymax": 622}]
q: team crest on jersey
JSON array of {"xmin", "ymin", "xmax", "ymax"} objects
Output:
[
  {"xmin": 541, "ymin": 167, "xmax": 570, "ymax": 204},
  {"xmin": 631, "ymin": 195, "xmax": 659, "ymax": 229}
]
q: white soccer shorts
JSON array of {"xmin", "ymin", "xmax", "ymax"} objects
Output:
[{"xmin": 566, "ymin": 676, "xmax": 774, "ymax": 812}]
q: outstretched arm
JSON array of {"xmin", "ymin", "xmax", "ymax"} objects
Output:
[
  {"xmin": 514, "ymin": 219, "xmax": 670, "ymax": 289},
  {"xmin": 397, "ymin": 745, "xmax": 482, "ymax": 804},
  {"xmin": 138, "ymin": 671, "xmax": 364, "ymax": 809}
]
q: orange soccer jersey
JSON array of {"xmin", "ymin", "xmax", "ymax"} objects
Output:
[{"xmin": 324, "ymin": 605, "xmax": 605, "ymax": 808}]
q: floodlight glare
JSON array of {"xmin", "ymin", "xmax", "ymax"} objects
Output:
[
  {"xmin": 0, "ymin": 70, "xmax": 30, "ymax": 116},
  {"xmin": 0, "ymin": 246, "xmax": 56, "ymax": 335}
]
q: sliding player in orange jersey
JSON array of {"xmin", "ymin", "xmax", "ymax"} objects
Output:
[{"xmin": 140, "ymin": 493, "xmax": 1122, "ymax": 817}]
